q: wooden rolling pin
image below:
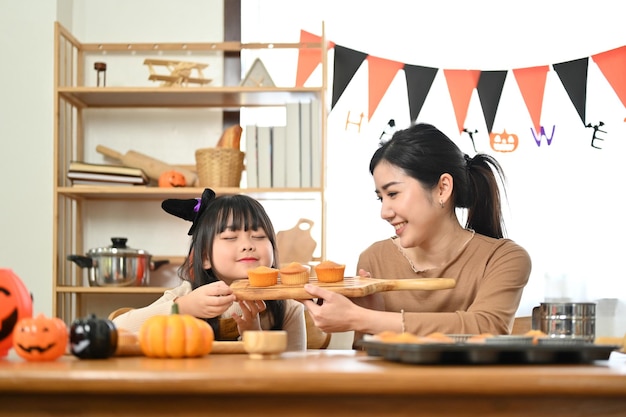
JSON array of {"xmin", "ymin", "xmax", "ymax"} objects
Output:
[{"xmin": 96, "ymin": 144, "xmax": 198, "ymax": 186}]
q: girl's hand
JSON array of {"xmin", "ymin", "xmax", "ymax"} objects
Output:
[
  {"xmin": 176, "ymin": 281, "xmax": 235, "ymax": 318},
  {"xmin": 232, "ymin": 300, "xmax": 266, "ymax": 333}
]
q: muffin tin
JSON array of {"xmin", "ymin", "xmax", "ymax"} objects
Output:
[{"xmin": 358, "ymin": 336, "xmax": 619, "ymax": 365}]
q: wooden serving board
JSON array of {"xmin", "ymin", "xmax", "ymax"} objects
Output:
[
  {"xmin": 231, "ymin": 277, "xmax": 456, "ymax": 301},
  {"xmin": 115, "ymin": 334, "xmax": 245, "ymax": 356}
]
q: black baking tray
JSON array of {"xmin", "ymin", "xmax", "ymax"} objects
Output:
[{"xmin": 358, "ymin": 339, "xmax": 619, "ymax": 365}]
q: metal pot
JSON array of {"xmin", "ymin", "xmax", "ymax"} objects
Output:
[{"xmin": 67, "ymin": 237, "xmax": 168, "ymax": 287}]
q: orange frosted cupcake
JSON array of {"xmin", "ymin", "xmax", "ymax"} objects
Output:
[
  {"xmin": 279, "ymin": 262, "xmax": 310, "ymax": 285},
  {"xmin": 314, "ymin": 260, "xmax": 345, "ymax": 283},
  {"xmin": 247, "ymin": 266, "xmax": 279, "ymax": 287}
]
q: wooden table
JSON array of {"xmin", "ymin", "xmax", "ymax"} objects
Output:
[{"xmin": 1, "ymin": 350, "xmax": 625, "ymax": 417}]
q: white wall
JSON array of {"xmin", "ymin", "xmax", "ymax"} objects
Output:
[{"xmin": 1, "ymin": 0, "xmax": 624, "ymax": 338}]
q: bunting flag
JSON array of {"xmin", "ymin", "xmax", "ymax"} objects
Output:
[
  {"xmin": 331, "ymin": 45, "xmax": 368, "ymax": 109},
  {"xmin": 477, "ymin": 71, "xmax": 508, "ymax": 134},
  {"xmin": 295, "ymin": 29, "xmax": 626, "ymax": 134},
  {"xmin": 404, "ymin": 64, "xmax": 438, "ymax": 123},
  {"xmin": 553, "ymin": 57, "xmax": 589, "ymax": 126},
  {"xmin": 592, "ymin": 46, "xmax": 626, "ymax": 108},
  {"xmin": 295, "ymin": 30, "xmax": 335, "ymax": 87},
  {"xmin": 366, "ymin": 55, "xmax": 405, "ymax": 120},
  {"xmin": 443, "ymin": 69, "xmax": 481, "ymax": 133},
  {"xmin": 513, "ymin": 66, "xmax": 549, "ymax": 134}
]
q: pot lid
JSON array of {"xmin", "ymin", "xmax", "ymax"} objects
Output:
[{"xmin": 87, "ymin": 237, "xmax": 150, "ymax": 256}]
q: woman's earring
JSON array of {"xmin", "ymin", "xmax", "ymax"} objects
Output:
[{"xmin": 439, "ymin": 200, "xmax": 444, "ymax": 208}]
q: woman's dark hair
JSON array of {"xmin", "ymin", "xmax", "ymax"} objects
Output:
[
  {"xmin": 179, "ymin": 194, "xmax": 285, "ymax": 335},
  {"xmin": 369, "ymin": 123, "xmax": 507, "ymax": 238}
]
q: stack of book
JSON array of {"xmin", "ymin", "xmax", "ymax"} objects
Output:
[{"xmin": 67, "ymin": 161, "xmax": 149, "ymax": 186}]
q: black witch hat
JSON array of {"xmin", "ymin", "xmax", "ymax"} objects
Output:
[{"xmin": 161, "ymin": 188, "xmax": 216, "ymax": 235}]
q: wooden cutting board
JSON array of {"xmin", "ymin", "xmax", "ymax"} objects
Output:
[
  {"xmin": 231, "ymin": 276, "xmax": 456, "ymax": 301},
  {"xmin": 276, "ymin": 219, "xmax": 317, "ymax": 264},
  {"xmin": 115, "ymin": 332, "xmax": 245, "ymax": 356}
]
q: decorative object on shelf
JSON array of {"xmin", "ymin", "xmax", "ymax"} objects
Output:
[
  {"xmin": 94, "ymin": 62, "xmax": 107, "ymax": 87},
  {"xmin": 240, "ymin": 58, "xmax": 275, "ymax": 87},
  {"xmin": 195, "ymin": 147, "xmax": 245, "ymax": 188},
  {"xmin": 70, "ymin": 314, "xmax": 117, "ymax": 359},
  {"xmin": 96, "ymin": 144, "xmax": 198, "ymax": 187},
  {"xmin": 158, "ymin": 170, "xmax": 187, "ymax": 188},
  {"xmin": 12, "ymin": 314, "xmax": 68, "ymax": 362},
  {"xmin": 144, "ymin": 58, "xmax": 212, "ymax": 87},
  {"xmin": 0, "ymin": 269, "xmax": 33, "ymax": 358}
]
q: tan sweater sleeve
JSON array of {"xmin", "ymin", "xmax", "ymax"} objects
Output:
[{"xmin": 111, "ymin": 280, "xmax": 192, "ymax": 333}]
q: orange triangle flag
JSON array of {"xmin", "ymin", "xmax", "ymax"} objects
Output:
[
  {"xmin": 512, "ymin": 66, "xmax": 549, "ymax": 133},
  {"xmin": 367, "ymin": 55, "xmax": 404, "ymax": 119},
  {"xmin": 296, "ymin": 30, "xmax": 324, "ymax": 87},
  {"xmin": 592, "ymin": 46, "xmax": 626, "ymax": 108},
  {"xmin": 443, "ymin": 69, "xmax": 481, "ymax": 133}
]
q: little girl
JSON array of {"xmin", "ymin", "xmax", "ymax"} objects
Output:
[{"xmin": 112, "ymin": 188, "xmax": 306, "ymax": 351}]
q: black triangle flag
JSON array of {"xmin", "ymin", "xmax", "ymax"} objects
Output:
[
  {"xmin": 477, "ymin": 70, "xmax": 508, "ymax": 134},
  {"xmin": 404, "ymin": 64, "xmax": 438, "ymax": 123},
  {"xmin": 553, "ymin": 57, "xmax": 589, "ymax": 125},
  {"xmin": 332, "ymin": 45, "xmax": 368, "ymax": 110}
]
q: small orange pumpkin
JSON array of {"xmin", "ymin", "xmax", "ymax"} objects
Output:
[
  {"xmin": 13, "ymin": 313, "xmax": 68, "ymax": 361},
  {"xmin": 139, "ymin": 303, "xmax": 214, "ymax": 358},
  {"xmin": 158, "ymin": 170, "xmax": 187, "ymax": 188}
]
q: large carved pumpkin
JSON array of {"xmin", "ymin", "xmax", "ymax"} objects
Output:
[
  {"xmin": 12, "ymin": 314, "xmax": 68, "ymax": 361},
  {"xmin": 0, "ymin": 269, "xmax": 33, "ymax": 357}
]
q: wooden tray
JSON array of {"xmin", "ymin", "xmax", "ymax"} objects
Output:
[{"xmin": 230, "ymin": 277, "xmax": 456, "ymax": 300}]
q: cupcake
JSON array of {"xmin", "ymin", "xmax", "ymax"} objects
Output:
[
  {"xmin": 279, "ymin": 262, "xmax": 310, "ymax": 285},
  {"xmin": 314, "ymin": 260, "xmax": 345, "ymax": 283},
  {"xmin": 247, "ymin": 266, "xmax": 279, "ymax": 287}
]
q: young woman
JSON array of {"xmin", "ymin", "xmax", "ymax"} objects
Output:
[
  {"xmin": 302, "ymin": 123, "xmax": 531, "ymax": 343},
  {"xmin": 113, "ymin": 188, "xmax": 306, "ymax": 351}
]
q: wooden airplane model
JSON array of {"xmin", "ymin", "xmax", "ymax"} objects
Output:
[{"xmin": 143, "ymin": 58, "xmax": 212, "ymax": 87}]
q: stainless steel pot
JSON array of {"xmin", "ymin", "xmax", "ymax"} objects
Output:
[
  {"xmin": 532, "ymin": 302, "xmax": 596, "ymax": 342},
  {"xmin": 67, "ymin": 237, "xmax": 168, "ymax": 287}
]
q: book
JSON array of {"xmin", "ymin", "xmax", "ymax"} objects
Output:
[
  {"xmin": 285, "ymin": 102, "xmax": 301, "ymax": 187},
  {"xmin": 310, "ymin": 99, "xmax": 322, "ymax": 188},
  {"xmin": 67, "ymin": 171, "xmax": 149, "ymax": 185},
  {"xmin": 244, "ymin": 125, "xmax": 258, "ymax": 188},
  {"xmin": 70, "ymin": 180, "xmax": 142, "ymax": 187},
  {"xmin": 68, "ymin": 161, "xmax": 146, "ymax": 178},
  {"xmin": 256, "ymin": 126, "xmax": 272, "ymax": 188},
  {"xmin": 271, "ymin": 126, "xmax": 287, "ymax": 188},
  {"xmin": 299, "ymin": 100, "xmax": 312, "ymax": 187}
]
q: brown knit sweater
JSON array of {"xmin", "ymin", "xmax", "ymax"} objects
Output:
[{"xmin": 356, "ymin": 233, "xmax": 531, "ymax": 337}]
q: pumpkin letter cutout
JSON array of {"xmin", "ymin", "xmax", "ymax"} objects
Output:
[
  {"xmin": 0, "ymin": 269, "xmax": 33, "ymax": 357},
  {"xmin": 139, "ymin": 303, "xmax": 214, "ymax": 358},
  {"xmin": 13, "ymin": 314, "xmax": 68, "ymax": 361},
  {"xmin": 70, "ymin": 314, "xmax": 118, "ymax": 359},
  {"xmin": 489, "ymin": 130, "xmax": 519, "ymax": 153},
  {"xmin": 158, "ymin": 170, "xmax": 186, "ymax": 188}
]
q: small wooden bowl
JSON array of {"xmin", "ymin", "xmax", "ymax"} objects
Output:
[{"xmin": 242, "ymin": 330, "xmax": 287, "ymax": 359}]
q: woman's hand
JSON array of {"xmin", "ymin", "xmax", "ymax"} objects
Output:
[
  {"xmin": 176, "ymin": 281, "xmax": 235, "ymax": 318},
  {"xmin": 300, "ymin": 284, "xmax": 364, "ymax": 333},
  {"xmin": 232, "ymin": 300, "xmax": 267, "ymax": 334}
]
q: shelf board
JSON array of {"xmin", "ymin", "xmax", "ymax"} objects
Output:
[
  {"xmin": 56, "ymin": 286, "xmax": 171, "ymax": 294},
  {"xmin": 57, "ymin": 86, "xmax": 323, "ymax": 108},
  {"xmin": 56, "ymin": 186, "xmax": 323, "ymax": 200}
]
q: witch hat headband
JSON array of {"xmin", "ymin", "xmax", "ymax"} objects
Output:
[{"xmin": 161, "ymin": 188, "xmax": 216, "ymax": 235}]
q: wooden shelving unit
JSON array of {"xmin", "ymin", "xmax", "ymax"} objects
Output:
[{"xmin": 53, "ymin": 22, "xmax": 328, "ymax": 324}]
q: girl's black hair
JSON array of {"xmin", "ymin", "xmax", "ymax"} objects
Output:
[
  {"xmin": 165, "ymin": 191, "xmax": 285, "ymax": 336},
  {"xmin": 369, "ymin": 123, "xmax": 507, "ymax": 238}
]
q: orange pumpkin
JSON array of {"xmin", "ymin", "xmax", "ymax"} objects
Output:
[
  {"xmin": 139, "ymin": 303, "xmax": 214, "ymax": 358},
  {"xmin": 158, "ymin": 170, "xmax": 187, "ymax": 188},
  {"xmin": 0, "ymin": 269, "xmax": 33, "ymax": 357},
  {"xmin": 13, "ymin": 313, "xmax": 68, "ymax": 361}
]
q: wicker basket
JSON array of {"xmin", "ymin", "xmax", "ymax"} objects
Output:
[{"xmin": 195, "ymin": 147, "xmax": 245, "ymax": 188}]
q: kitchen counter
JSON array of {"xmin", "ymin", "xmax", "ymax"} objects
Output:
[{"xmin": 1, "ymin": 350, "xmax": 625, "ymax": 417}]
